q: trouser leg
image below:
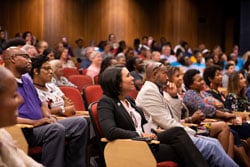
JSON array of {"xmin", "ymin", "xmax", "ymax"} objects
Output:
[
  {"xmin": 24, "ymin": 123, "xmax": 66, "ymax": 167},
  {"xmin": 157, "ymin": 127, "xmax": 209, "ymax": 167},
  {"xmin": 58, "ymin": 117, "xmax": 89, "ymax": 167}
]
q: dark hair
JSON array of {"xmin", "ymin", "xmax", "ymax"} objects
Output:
[
  {"xmin": 100, "ymin": 56, "xmax": 115, "ymax": 74},
  {"xmin": 99, "ymin": 66, "xmax": 123, "ymax": 98},
  {"xmin": 228, "ymin": 71, "xmax": 246, "ymax": 98},
  {"xmin": 205, "ymin": 54, "xmax": 214, "ymax": 62},
  {"xmin": 22, "ymin": 31, "xmax": 32, "ymax": 39},
  {"xmin": 3, "ymin": 38, "xmax": 26, "ymax": 50},
  {"xmin": 225, "ymin": 63, "xmax": 234, "ymax": 70},
  {"xmin": 203, "ymin": 65, "xmax": 222, "ymax": 86},
  {"xmin": 43, "ymin": 48, "xmax": 53, "ymax": 57},
  {"xmin": 243, "ymin": 59, "xmax": 250, "ymax": 71},
  {"xmin": 30, "ymin": 55, "xmax": 49, "ymax": 79},
  {"xmin": 183, "ymin": 69, "xmax": 200, "ymax": 89},
  {"xmin": 126, "ymin": 56, "xmax": 138, "ymax": 72}
]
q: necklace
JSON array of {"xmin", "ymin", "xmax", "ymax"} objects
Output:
[{"xmin": 34, "ymin": 82, "xmax": 46, "ymax": 88}]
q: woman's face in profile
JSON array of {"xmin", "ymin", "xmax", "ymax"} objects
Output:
[
  {"xmin": 190, "ymin": 73, "xmax": 205, "ymax": 91},
  {"xmin": 238, "ymin": 73, "xmax": 247, "ymax": 89},
  {"xmin": 171, "ymin": 70, "xmax": 183, "ymax": 89},
  {"xmin": 120, "ymin": 68, "xmax": 135, "ymax": 94}
]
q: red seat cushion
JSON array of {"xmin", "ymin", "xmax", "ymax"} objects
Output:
[{"xmin": 157, "ymin": 161, "xmax": 178, "ymax": 167}]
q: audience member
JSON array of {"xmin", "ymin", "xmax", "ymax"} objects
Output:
[
  {"xmin": 0, "ymin": 66, "xmax": 43, "ymax": 167},
  {"xmin": 30, "ymin": 56, "xmax": 76, "ymax": 116},
  {"xmin": 36, "ymin": 40, "xmax": 49, "ymax": 54},
  {"xmin": 222, "ymin": 62, "xmax": 235, "ymax": 88},
  {"xmin": 3, "ymin": 47, "xmax": 88, "ymax": 167},
  {"xmin": 116, "ymin": 53, "xmax": 126, "ymax": 66},
  {"xmin": 126, "ymin": 56, "xmax": 144, "ymax": 90},
  {"xmin": 22, "ymin": 44, "xmax": 39, "ymax": 58},
  {"xmin": 86, "ymin": 51, "xmax": 102, "ymax": 78},
  {"xmin": 225, "ymin": 71, "xmax": 250, "ymax": 112},
  {"xmin": 73, "ymin": 38, "xmax": 85, "ymax": 62},
  {"xmin": 79, "ymin": 47, "xmax": 94, "ymax": 69},
  {"xmin": 59, "ymin": 47, "xmax": 76, "ymax": 69},
  {"xmin": 49, "ymin": 59, "xmax": 77, "ymax": 88},
  {"xmin": 43, "ymin": 48, "xmax": 55, "ymax": 61}
]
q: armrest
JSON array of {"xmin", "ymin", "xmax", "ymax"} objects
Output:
[
  {"xmin": 101, "ymin": 137, "xmax": 160, "ymax": 144},
  {"xmin": 182, "ymin": 123, "xmax": 198, "ymax": 127},
  {"xmin": 75, "ymin": 110, "xmax": 89, "ymax": 117},
  {"xmin": 55, "ymin": 111, "xmax": 89, "ymax": 120},
  {"xmin": 234, "ymin": 111, "xmax": 250, "ymax": 121},
  {"xmin": 16, "ymin": 124, "xmax": 34, "ymax": 128}
]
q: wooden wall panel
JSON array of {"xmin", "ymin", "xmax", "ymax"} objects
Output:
[
  {"xmin": 0, "ymin": 0, "xmax": 238, "ymax": 53},
  {"xmin": 0, "ymin": 0, "xmax": 43, "ymax": 40}
]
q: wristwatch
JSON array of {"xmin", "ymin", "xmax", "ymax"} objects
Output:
[{"xmin": 60, "ymin": 106, "xmax": 65, "ymax": 113}]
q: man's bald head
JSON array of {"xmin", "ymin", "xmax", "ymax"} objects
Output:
[
  {"xmin": 144, "ymin": 62, "xmax": 168, "ymax": 89},
  {"xmin": 3, "ymin": 47, "xmax": 32, "ymax": 77},
  {"xmin": 3, "ymin": 47, "xmax": 27, "ymax": 64}
]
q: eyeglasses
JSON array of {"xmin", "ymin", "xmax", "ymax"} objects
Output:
[
  {"xmin": 41, "ymin": 66, "xmax": 53, "ymax": 71},
  {"xmin": 14, "ymin": 54, "xmax": 30, "ymax": 59}
]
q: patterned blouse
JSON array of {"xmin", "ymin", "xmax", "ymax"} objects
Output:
[
  {"xmin": 224, "ymin": 93, "xmax": 250, "ymax": 112},
  {"xmin": 183, "ymin": 90, "xmax": 217, "ymax": 118}
]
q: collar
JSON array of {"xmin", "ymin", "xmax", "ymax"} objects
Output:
[{"xmin": 15, "ymin": 77, "xmax": 22, "ymax": 84}]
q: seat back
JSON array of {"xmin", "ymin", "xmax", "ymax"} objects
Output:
[
  {"xmin": 84, "ymin": 85, "xmax": 103, "ymax": 107},
  {"xmin": 104, "ymin": 140, "xmax": 157, "ymax": 167},
  {"xmin": 5, "ymin": 125, "xmax": 28, "ymax": 154},
  {"xmin": 94, "ymin": 75, "xmax": 99, "ymax": 84},
  {"xmin": 127, "ymin": 88, "xmax": 138, "ymax": 100},
  {"xmin": 68, "ymin": 75, "xmax": 94, "ymax": 92},
  {"xmin": 88, "ymin": 101, "xmax": 106, "ymax": 166},
  {"xmin": 60, "ymin": 86, "xmax": 86, "ymax": 111},
  {"xmin": 63, "ymin": 68, "xmax": 80, "ymax": 78},
  {"xmin": 82, "ymin": 68, "xmax": 88, "ymax": 75},
  {"xmin": 88, "ymin": 101, "xmax": 103, "ymax": 138}
]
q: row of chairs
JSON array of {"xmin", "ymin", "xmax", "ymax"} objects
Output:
[{"xmin": 63, "ymin": 68, "xmax": 99, "ymax": 84}]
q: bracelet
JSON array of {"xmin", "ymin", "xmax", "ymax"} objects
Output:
[
  {"xmin": 60, "ymin": 106, "xmax": 65, "ymax": 113},
  {"xmin": 185, "ymin": 117, "xmax": 193, "ymax": 123}
]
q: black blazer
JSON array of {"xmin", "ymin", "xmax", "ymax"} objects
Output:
[{"xmin": 97, "ymin": 95, "xmax": 147, "ymax": 140}]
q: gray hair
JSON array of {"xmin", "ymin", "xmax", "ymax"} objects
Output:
[
  {"xmin": 89, "ymin": 51, "xmax": 100, "ymax": 61},
  {"xmin": 49, "ymin": 59, "xmax": 62, "ymax": 72}
]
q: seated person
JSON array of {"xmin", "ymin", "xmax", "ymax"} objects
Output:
[
  {"xmin": 0, "ymin": 66, "xmax": 43, "ymax": 167},
  {"xmin": 86, "ymin": 51, "xmax": 102, "ymax": 78},
  {"xmin": 224, "ymin": 71, "xmax": 250, "ymax": 112},
  {"xmin": 59, "ymin": 47, "xmax": 76, "ymax": 69},
  {"xmin": 98, "ymin": 66, "xmax": 209, "ymax": 167},
  {"xmin": 136, "ymin": 62, "xmax": 238, "ymax": 167},
  {"xmin": 3, "ymin": 47, "xmax": 88, "ymax": 167},
  {"xmin": 30, "ymin": 56, "xmax": 76, "ymax": 116},
  {"xmin": 182, "ymin": 69, "xmax": 235, "ymax": 120},
  {"xmin": 49, "ymin": 59, "xmax": 77, "ymax": 88},
  {"xmin": 126, "ymin": 56, "xmax": 144, "ymax": 90}
]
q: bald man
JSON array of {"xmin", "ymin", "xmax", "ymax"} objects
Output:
[
  {"xmin": 0, "ymin": 66, "xmax": 43, "ymax": 167},
  {"xmin": 3, "ymin": 47, "xmax": 88, "ymax": 167}
]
